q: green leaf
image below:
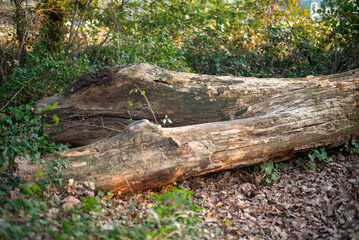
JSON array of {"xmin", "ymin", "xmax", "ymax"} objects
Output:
[
  {"xmin": 1, "ymin": 117, "xmax": 12, "ymax": 124},
  {"xmin": 32, "ymin": 183, "xmax": 39, "ymax": 193},
  {"xmin": 26, "ymin": 187, "xmax": 33, "ymax": 195},
  {"xmin": 351, "ymin": 139, "xmax": 359, "ymax": 149},
  {"xmin": 62, "ymin": 160, "xmax": 68, "ymax": 169},
  {"xmin": 264, "ymin": 161, "xmax": 274, "ymax": 175},
  {"xmin": 81, "ymin": 196, "xmax": 99, "ymax": 205},
  {"xmin": 128, "ymin": 101, "xmax": 133, "ymax": 107},
  {"xmin": 296, "ymin": 157, "xmax": 303, "ymax": 165},
  {"xmin": 305, "ymin": 163, "xmax": 314, "ymax": 170},
  {"xmin": 308, "ymin": 152, "xmax": 316, "ymax": 161},
  {"xmin": 266, "ymin": 165, "xmax": 272, "ymax": 174},
  {"xmin": 97, "ymin": 188, "xmax": 104, "ymax": 197},
  {"xmin": 271, "ymin": 172, "xmax": 277, "ymax": 180},
  {"xmin": 52, "ymin": 115, "xmax": 59, "ymax": 125},
  {"xmin": 224, "ymin": 219, "xmax": 231, "ymax": 226}
]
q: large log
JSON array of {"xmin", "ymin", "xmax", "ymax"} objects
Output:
[
  {"xmin": 17, "ymin": 66, "xmax": 359, "ymax": 194},
  {"xmin": 36, "ymin": 63, "xmax": 358, "ymax": 147}
]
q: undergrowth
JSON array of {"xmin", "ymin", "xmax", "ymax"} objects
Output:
[
  {"xmin": 256, "ymin": 140, "xmax": 359, "ymax": 185},
  {"xmin": 0, "ymin": 43, "xmax": 203, "ymax": 240},
  {"xmin": 295, "ymin": 141, "xmax": 359, "ymax": 172},
  {"xmin": 0, "ymin": 183, "xmax": 204, "ymax": 239},
  {"xmin": 0, "ymin": 0, "xmax": 358, "ymax": 238},
  {"xmin": 0, "ymin": 51, "xmax": 99, "ymax": 107},
  {"xmin": 0, "ymin": 103, "xmax": 203, "ymax": 239}
]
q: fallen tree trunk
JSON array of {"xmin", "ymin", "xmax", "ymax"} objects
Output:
[
  {"xmin": 17, "ymin": 66, "xmax": 359, "ymax": 194},
  {"xmin": 35, "ymin": 63, "xmax": 359, "ymax": 147}
]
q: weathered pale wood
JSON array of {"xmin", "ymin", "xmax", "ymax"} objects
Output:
[
  {"xmin": 17, "ymin": 67, "xmax": 359, "ymax": 194},
  {"xmin": 36, "ymin": 63, "xmax": 354, "ymax": 146}
]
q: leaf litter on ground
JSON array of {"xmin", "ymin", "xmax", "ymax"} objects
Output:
[{"xmin": 46, "ymin": 149, "xmax": 359, "ymax": 239}]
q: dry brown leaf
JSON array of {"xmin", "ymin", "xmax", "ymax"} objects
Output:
[{"xmin": 63, "ymin": 196, "xmax": 81, "ymax": 209}]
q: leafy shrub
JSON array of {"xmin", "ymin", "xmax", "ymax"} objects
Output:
[
  {"xmin": 0, "ymin": 187, "xmax": 204, "ymax": 239},
  {"xmin": 0, "ymin": 50, "xmax": 98, "ymax": 107},
  {"xmin": 259, "ymin": 160, "xmax": 286, "ymax": 184},
  {"xmin": 318, "ymin": 0, "xmax": 359, "ymax": 73},
  {"xmin": 296, "ymin": 147, "xmax": 329, "ymax": 170},
  {"xmin": 0, "ymin": 104, "xmax": 68, "ymax": 191},
  {"xmin": 308, "ymin": 147, "xmax": 329, "ymax": 163},
  {"xmin": 152, "ymin": 188, "xmax": 202, "ymax": 223},
  {"xmin": 0, "ymin": 187, "xmax": 107, "ymax": 240},
  {"xmin": 344, "ymin": 139, "xmax": 359, "ymax": 156},
  {"xmin": 114, "ymin": 188, "xmax": 204, "ymax": 239},
  {"xmin": 91, "ymin": 34, "xmax": 188, "ymax": 72}
]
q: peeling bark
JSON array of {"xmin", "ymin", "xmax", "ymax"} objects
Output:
[{"xmin": 16, "ymin": 66, "xmax": 359, "ymax": 194}]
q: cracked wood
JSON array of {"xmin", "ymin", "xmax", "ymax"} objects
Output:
[{"xmin": 16, "ymin": 66, "xmax": 359, "ymax": 194}]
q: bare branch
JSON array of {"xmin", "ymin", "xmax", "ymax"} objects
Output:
[
  {"xmin": 68, "ymin": 0, "xmax": 79, "ymax": 46},
  {"xmin": 68, "ymin": 0, "xmax": 93, "ymax": 49}
]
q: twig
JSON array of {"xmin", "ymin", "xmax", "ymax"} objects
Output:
[
  {"xmin": 125, "ymin": 176, "xmax": 135, "ymax": 195},
  {"xmin": 134, "ymin": 84, "xmax": 158, "ymax": 124},
  {"xmin": 100, "ymin": 116, "xmax": 105, "ymax": 128},
  {"xmin": 104, "ymin": 130, "xmax": 115, "ymax": 139},
  {"xmin": 92, "ymin": 0, "xmax": 128, "ymax": 64},
  {"xmin": 92, "ymin": 32, "xmax": 110, "ymax": 64},
  {"xmin": 0, "ymin": 43, "xmax": 7, "ymax": 83},
  {"xmin": 68, "ymin": 0, "xmax": 79, "ymax": 46},
  {"xmin": 68, "ymin": 0, "xmax": 93, "ymax": 48},
  {"xmin": 61, "ymin": 118, "xmax": 124, "ymax": 132},
  {"xmin": 333, "ymin": 30, "xmax": 338, "ymax": 74},
  {"xmin": 0, "ymin": 76, "xmax": 34, "ymax": 111},
  {"xmin": 236, "ymin": 169, "xmax": 251, "ymax": 176},
  {"xmin": 17, "ymin": 5, "xmax": 33, "ymax": 63}
]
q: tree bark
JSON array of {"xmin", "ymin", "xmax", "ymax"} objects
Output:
[
  {"xmin": 35, "ymin": 63, "xmax": 358, "ymax": 147},
  {"xmin": 16, "ymin": 65, "xmax": 359, "ymax": 194}
]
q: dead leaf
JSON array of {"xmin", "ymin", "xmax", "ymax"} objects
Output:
[{"xmin": 63, "ymin": 196, "xmax": 81, "ymax": 209}]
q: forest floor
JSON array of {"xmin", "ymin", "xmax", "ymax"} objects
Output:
[
  {"xmin": 63, "ymin": 149, "xmax": 359, "ymax": 240},
  {"xmin": 186, "ymin": 150, "xmax": 359, "ymax": 240}
]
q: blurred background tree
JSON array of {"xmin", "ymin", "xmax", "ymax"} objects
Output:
[
  {"xmin": 318, "ymin": 0, "xmax": 359, "ymax": 73},
  {"xmin": 0, "ymin": 0, "xmax": 358, "ymax": 101},
  {"xmin": 39, "ymin": 0, "xmax": 66, "ymax": 52}
]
